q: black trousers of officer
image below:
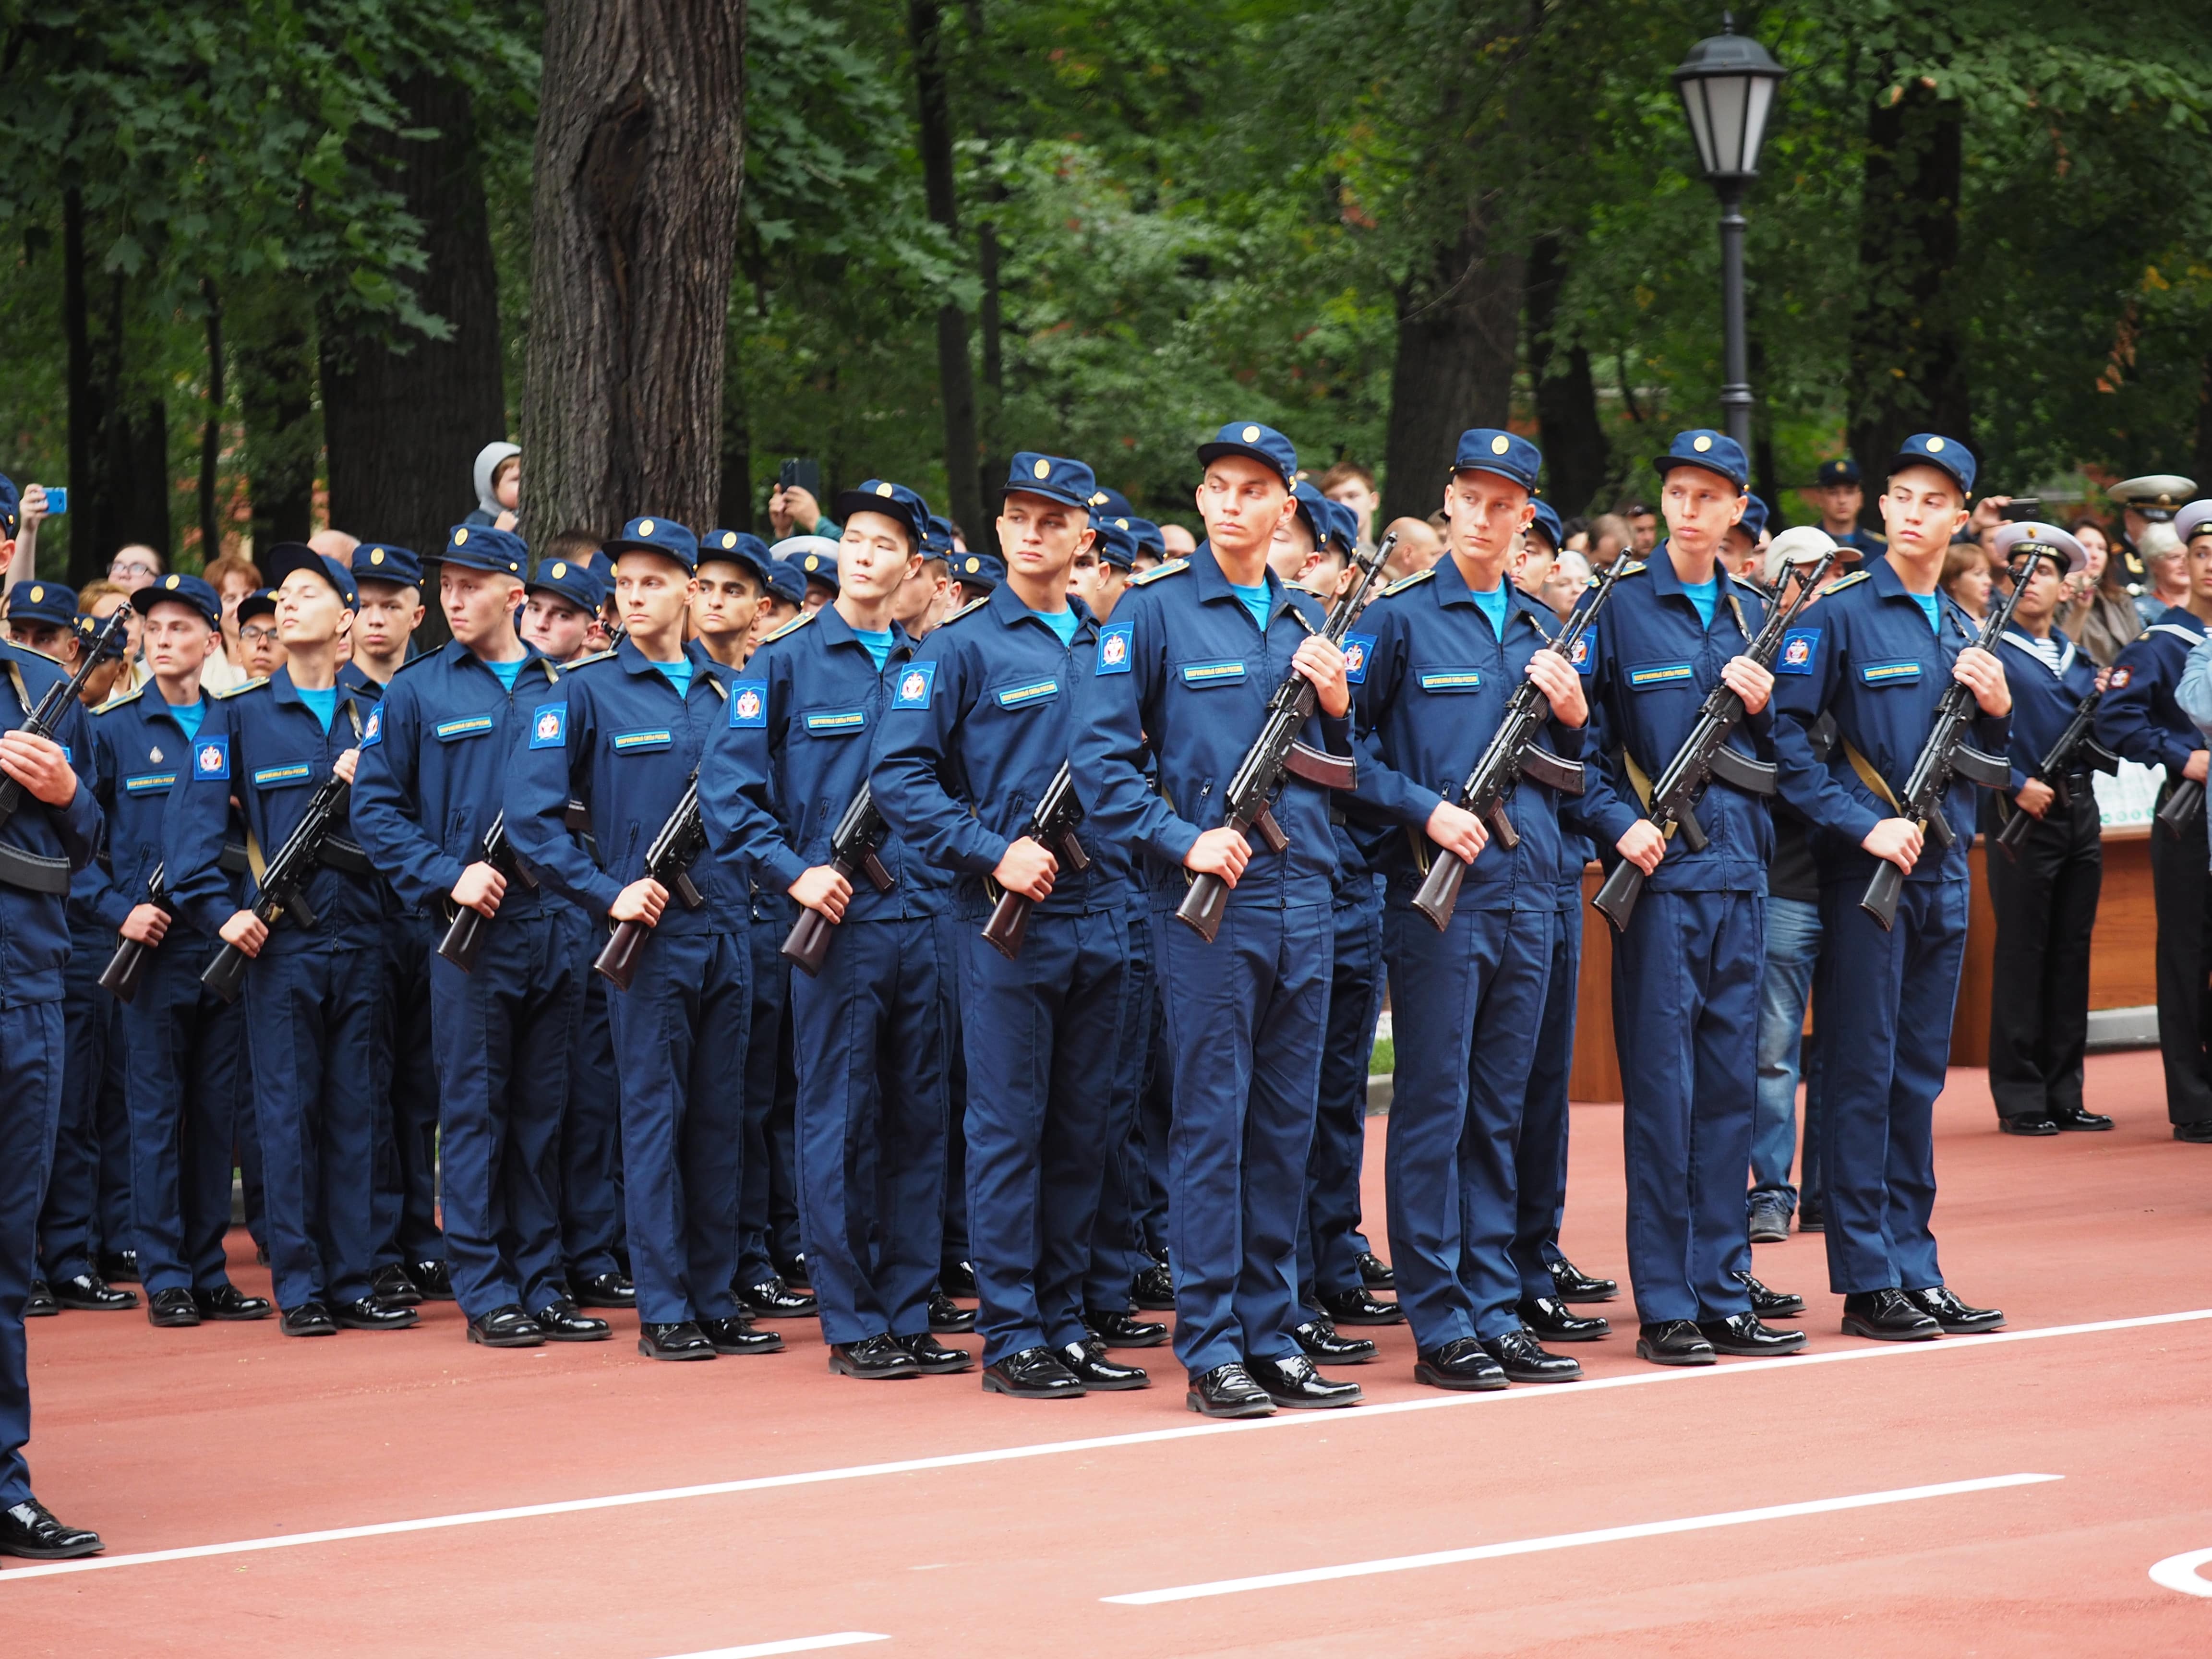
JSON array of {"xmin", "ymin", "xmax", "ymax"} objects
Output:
[
  {"xmin": 1985, "ymin": 791, "xmax": 2101, "ymax": 1122},
  {"xmin": 2149, "ymin": 780, "xmax": 2212, "ymax": 1126}
]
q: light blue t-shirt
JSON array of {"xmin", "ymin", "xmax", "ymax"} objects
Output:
[
  {"xmin": 1681, "ymin": 576, "xmax": 1719, "ymax": 630},
  {"xmin": 1469, "ymin": 581, "xmax": 1508, "ymax": 641},
  {"xmin": 649, "ymin": 658, "xmax": 692, "ymax": 699},
  {"xmin": 1911, "ymin": 592, "xmax": 1942, "ymax": 635},
  {"xmin": 168, "ymin": 700, "xmax": 205, "ymax": 742},
  {"xmin": 1227, "ymin": 580, "xmax": 1273, "ymax": 636},
  {"xmin": 853, "ymin": 628, "xmax": 894, "ymax": 671},
  {"xmin": 1027, "ymin": 604, "xmax": 1079, "ymax": 646},
  {"xmin": 483, "ymin": 655, "xmax": 526, "ymax": 693},
  {"xmin": 297, "ymin": 685, "xmax": 337, "ymax": 733}
]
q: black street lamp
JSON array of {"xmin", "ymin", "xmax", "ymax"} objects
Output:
[{"xmin": 1673, "ymin": 13, "xmax": 1787, "ymax": 451}]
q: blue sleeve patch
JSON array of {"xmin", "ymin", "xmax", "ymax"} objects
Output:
[
  {"xmin": 1096, "ymin": 621, "xmax": 1134, "ymax": 675},
  {"xmin": 1777, "ymin": 629, "xmax": 1819, "ymax": 675},
  {"xmin": 729, "ymin": 680, "xmax": 768, "ymax": 728},
  {"xmin": 891, "ymin": 661, "xmax": 937, "ymax": 710},
  {"xmin": 528, "ymin": 702, "xmax": 567, "ymax": 749},
  {"xmin": 1341, "ymin": 632, "xmax": 1376, "ymax": 685},
  {"xmin": 192, "ymin": 736, "xmax": 230, "ymax": 781},
  {"xmin": 358, "ymin": 706, "xmax": 384, "ymax": 746},
  {"xmin": 1568, "ymin": 630, "xmax": 1595, "ymax": 674}
]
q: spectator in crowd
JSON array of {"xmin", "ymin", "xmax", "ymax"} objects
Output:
[
  {"xmin": 1620, "ymin": 501, "xmax": 1658, "ymax": 554},
  {"xmin": 1586, "ymin": 513, "xmax": 1631, "ymax": 564},
  {"xmin": 1941, "ymin": 539, "xmax": 1992, "ymax": 620},
  {"xmin": 201, "ymin": 553, "xmax": 262, "ymax": 693},
  {"xmin": 2060, "ymin": 518, "xmax": 2144, "ymax": 666},
  {"xmin": 237, "ymin": 588, "xmax": 286, "ymax": 679},
  {"xmin": 1318, "ymin": 460, "xmax": 1381, "ymax": 553},
  {"xmin": 1558, "ymin": 515, "xmax": 1591, "ymax": 555},
  {"xmin": 766, "ymin": 478, "xmax": 842, "ymax": 542},
  {"xmin": 75, "ymin": 581, "xmax": 141, "ymax": 701},
  {"xmin": 1159, "ymin": 523, "xmax": 1198, "ymax": 557},
  {"xmin": 106, "ymin": 545, "xmax": 162, "ymax": 594},
  {"xmin": 1542, "ymin": 548, "xmax": 1591, "ymax": 620},
  {"xmin": 467, "ymin": 442, "xmax": 521, "ymax": 530},
  {"xmin": 2138, "ymin": 522, "xmax": 2186, "ymax": 624},
  {"xmin": 1380, "ymin": 515, "xmax": 1444, "ymax": 583},
  {"xmin": 310, "ymin": 529, "xmax": 361, "ymax": 569}
]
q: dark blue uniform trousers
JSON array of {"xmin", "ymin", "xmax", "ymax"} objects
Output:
[
  {"xmin": 1084, "ymin": 906, "xmax": 1154, "ymax": 1311},
  {"xmin": 1155, "ymin": 901, "xmax": 1330, "ymax": 1377},
  {"xmin": 960, "ymin": 908, "xmax": 1128, "ymax": 1367},
  {"xmin": 736, "ymin": 915, "xmax": 794, "ymax": 1291},
  {"xmin": 938, "ymin": 914, "xmax": 970, "ymax": 1280},
  {"xmin": 1813, "ymin": 877, "xmax": 1966, "ymax": 1294},
  {"xmin": 1516, "ymin": 882, "xmax": 1582, "ymax": 1284},
  {"xmin": 1, "ymin": 1001, "xmax": 63, "ymax": 1506},
  {"xmin": 39, "ymin": 938, "xmax": 121, "ymax": 1281},
  {"xmin": 790, "ymin": 915, "xmax": 948, "ymax": 1346},
  {"xmin": 431, "ymin": 909, "xmax": 580, "ymax": 1319},
  {"xmin": 245, "ymin": 940, "xmax": 383, "ymax": 1311},
  {"xmin": 1611, "ymin": 889, "xmax": 1759, "ymax": 1323},
  {"xmin": 1384, "ymin": 903, "xmax": 1555, "ymax": 1346},
  {"xmin": 120, "ymin": 936, "xmax": 249, "ymax": 1296},
  {"xmin": 374, "ymin": 914, "xmax": 442, "ymax": 1269},
  {"xmin": 603, "ymin": 928, "xmax": 749, "ymax": 1326},
  {"xmin": 1301, "ymin": 884, "xmax": 1384, "ymax": 1299},
  {"xmin": 560, "ymin": 909, "xmax": 625, "ymax": 1282}
]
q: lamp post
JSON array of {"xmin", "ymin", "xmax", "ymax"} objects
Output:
[{"xmin": 1673, "ymin": 13, "xmax": 1786, "ymax": 451}]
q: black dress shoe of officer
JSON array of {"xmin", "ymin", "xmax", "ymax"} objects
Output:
[
  {"xmin": 1357, "ymin": 1250, "xmax": 1396, "ymax": 1290},
  {"xmin": 24, "ymin": 1278, "xmax": 56, "ymax": 1318},
  {"xmin": 1547, "ymin": 1256, "xmax": 1618, "ymax": 1302},
  {"xmin": 1904, "ymin": 1286, "xmax": 2005, "ymax": 1334},
  {"xmin": 1318, "ymin": 1286, "xmax": 1403, "ymax": 1326},
  {"xmin": 1731, "ymin": 1270, "xmax": 1806, "ymax": 1320},
  {"xmin": 1840, "ymin": 1288, "xmax": 1941, "ymax": 1341},
  {"xmin": 194, "ymin": 1285, "xmax": 272, "ymax": 1322},
  {"xmin": 1517, "ymin": 1296, "xmax": 1611, "ymax": 1342},
  {"xmin": 1085, "ymin": 1306, "xmax": 1169, "ymax": 1348},
  {"xmin": 52, "ymin": 1272, "xmax": 135, "ymax": 1311},
  {"xmin": 571, "ymin": 1271, "xmax": 636, "ymax": 1309},
  {"xmin": 146, "ymin": 1287, "xmax": 201, "ymax": 1328},
  {"xmin": 0, "ymin": 1498, "xmax": 103, "ymax": 1560},
  {"xmin": 892, "ymin": 1331, "xmax": 973, "ymax": 1373},
  {"xmin": 404, "ymin": 1259, "xmax": 456, "ymax": 1300},
  {"xmin": 739, "ymin": 1276, "xmax": 817, "ymax": 1319},
  {"xmin": 982, "ymin": 1346, "xmax": 1083, "ymax": 1399},
  {"xmin": 1186, "ymin": 1361, "xmax": 1274, "ymax": 1417},
  {"xmin": 467, "ymin": 1305, "xmax": 544, "ymax": 1347},
  {"xmin": 1698, "ymin": 1312, "xmax": 1807, "ymax": 1356},
  {"xmin": 1059, "ymin": 1339, "xmax": 1148, "ymax": 1390},
  {"xmin": 1635, "ymin": 1320, "xmax": 1716, "ymax": 1366},
  {"xmin": 281, "ymin": 1301, "xmax": 337, "ymax": 1337},
  {"xmin": 701, "ymin": 1314, "xmax": 784, "ymax": 1355},
  {"xmin": 2176, "ymin": 1119, "xmax": 2212, "ymax": 1144},
  {"xmin": 95, "ymin": 1249, "xmax": 139, "ymax": 1284},
  {"xmin": 2050, "ymin": 1106, "xmax": 2114, "ymax": 1132},
  {"xmin": 776, "ymin": 1251, "xmax": 811, "ymax": 1289},
  {"xmin": 1131, "ymin": 1263, "xmax": 1177, "ymax": 1310},
  {"xmin": 638, "ymin": 1321, "xmax": 716, "ymax": 1360},
  {"xmin": 532, "ymin": 1298, "xmax": 612, "ymax": 1342},
  {"xmin": 1999, "ymin": 1115, "xmax": 2059, "ymax": 1136},
  {"xmin": 334, "ymin": 1296, "xmax": 419, "ymax": 1331},
  {"xmin": 1481, "ymin": 1327, "xmax": 1583, "ymax": 1382},
  {"xmin": 1413, "ymin": 1337, "xmax": 1508, "ymax": 1392},
  {"xmin": 1293, "ymin": 1320, "xmax": 1377, "ymax": 1365},
  {"xmin": 829, "ymin": 1333, "xmax": 920, "ymax": 1380},
  {"xmin": 939, "ymin": 1260, "xmax": 979, "ymax": 1298},
  {"xmin": 1251, "ymin": 1353, "xmax": 1363, "ymax": 1409},
  {"xmin": 371, "ymin": 1262, "xmax": 424, "ymax": 1307},
  {"xmin": 927, "ymin": 1290, "xmax": 976, "ymax": 1333}
]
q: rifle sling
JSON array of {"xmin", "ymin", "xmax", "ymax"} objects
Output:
[{"xmin": 1843, "ymin": 742, "xmax": 1904, "ymax": 814}]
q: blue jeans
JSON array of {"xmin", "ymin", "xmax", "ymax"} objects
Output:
[{"xmin": 1750, "ymin": 895, "xmax": 1820, "ymax": 1210}]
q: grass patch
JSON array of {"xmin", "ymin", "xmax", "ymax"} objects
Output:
[{"xmin": 1369, "ymin": 1035, "xmax": 1393, "ymax": 1077}]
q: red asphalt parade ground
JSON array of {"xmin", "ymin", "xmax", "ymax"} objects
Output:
[{"xmin": 7, "ymin": 1047, "xmax": 2212, "ymax": 1658}]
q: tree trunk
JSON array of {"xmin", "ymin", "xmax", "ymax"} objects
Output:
[
  {"xmin": 522, "ymin": 0, "xmax": 748, "ymax": 540},
  {"xmin": 1523, "ymin": 232, "xmax": 1609, "ymax": 518},
  {"xmin": 62, "ymin": 186, "xmax": 94, "ymax": 587},
  {"xmin": 198, "ymin": 282, "xmax": 226, "ymax": 564},
  {"xmin": 236, "ymin": 279, "xmax": 320, "ymax": 550},
  {"xmin": 1846, "ymin": 77, "xmax": 1969, "ymax": 498},
  {"xmin": 908, "ymin": 0, "xmax": 983, "ymax": 537},
  {"xmin": 322, "ymin": 72, "xmax": 507, "ymax": 562},
  {"xmin": 718, "ymin": 329, "xmax": 753, "ymax": 529},
  {"xmin": 2194, "ymin": 349, "xmax": 2212, "ymax": 495},
  {"xmin": 1381, "ymin": 199, "xmax": 1524, "ymax": 527}
]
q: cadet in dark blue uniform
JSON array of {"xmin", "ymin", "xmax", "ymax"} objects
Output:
[
  {"xmin": 2098, "ymin": 510, "xmax": 2212, "ymax": 1140},
  {"xmin": 705, "ymin": 481, "xmax": 959, "ymax": 1382},
  {"xmin": 1578, "ymin": 429, "xmax": 1803, "ymax": 1366},
  {"xmin": 874, "ymin": 452, "xmax": 1147, "ymax": 1399},
  {"xmin": 353, "ymin": 526, "xmax": 603, "ymax": 1348},
  {"xmin": 1811, "ymin": 458, "xmax": 1887, "ymax": 561},
  {"xmin": 91, "ymin": 575, "xmax": 268, "ymax": 1329},
  {"xmin": 1771, "ymin": 435, "xmax": 2016, "ymax": 1341},
  {"xmin": 172, "ymin": 546, "xmax": 411, "ymax": 1338},
  {"xmin": 1984, "ymin": 530, "xmax": 2110, "ymax": 1134},
  {"xmin": 1351, "ymin": 429, "xmax": 1593, "ymax": 1389},
  {"xmin": 508, "ymin": 517, "xmax": 773, "ymax": 1362},
  {"xmin": 0, "ymin": 475, "xmax": 109, "ymax": 1560},
  {"xmin": 1073, "ymin": 421, "xmax": 1363, "ymax": 1418}
]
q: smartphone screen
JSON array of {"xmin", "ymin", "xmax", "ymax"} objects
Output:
[{"xmin": 44, "ymin": 486, "xmax": 66, "ymax": 516}]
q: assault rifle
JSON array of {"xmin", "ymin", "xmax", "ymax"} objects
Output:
[
  {"xmin": 1993, "ymin": 688, "xmax": 2117, "ymax": 858},
  {"xmin": 781, "ymin": 782, "xmax": 893, "ymax": 977},
  {"xmin": 436, "ymin": 811, "xmax": 539, "ymax": 973},
  {"xmin": 0, "ymin": 606, "xmax": 130, "ymax": 896},
  {"xmin": 97, "ymin": 863, "xmax": 174, "ymax": 1005},
  {"xmin": 202, "ymin": 775, "xmax": 353, "ymax": 1003},
  {"xmin": 594, "ymin": 780, "xmax": 706, "ymax": 991},
  {"xmin": 979, "ymin": 760, "xmax": 1089, "ymax": 961}
]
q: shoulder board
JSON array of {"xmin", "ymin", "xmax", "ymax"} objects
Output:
[
  {"xmin": 211, "ymin": 676, "xmax": 269, "ymax": 699},
  {"xmin": 93, "ymin": 683, "xmax": 146, "ymax": 714},
  {"xmin": 760, "ymin": 612, "xmax": 815, "ymax": 645},
  {"xmin": 1129, "ymin": 558, "xmax": 1190, "ymax": 587},
  {"xmin": 562, "ymin": 648, "xmax": 618, "ymax": 669},
  {"xmin": 940, "ymin": 596, "xmax": 992, "ymax": 626},
  {"xmin": 1824, "ymin": 570, "xmax": 1871, "ymax": 593},
  {"xmin": 1618, "ymin": 560, "xmax": 1648, "ymax": 577},
  {"xmin": 391, "ymin": 651, "xmax": 439, "ymax": 677},
  {"xmin": 1380, "ymin": 568, "xmax": 1434, "ymax": 597}
]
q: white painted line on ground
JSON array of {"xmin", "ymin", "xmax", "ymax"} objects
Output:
[
  {"xmin": 656, "ymin": 1637, "xmax": 888, "ymax": 1658},
  {"xmin": 2150, "ymin": 1547, "xmax": 2212, "ymax": 1598},
  {"xmin": 1, "ymin": 1307, "xmax": 2201, "ymax": 1585},
  {"xmin": 1103, "ymin": 1473, "xmax": 2063, "ymax": 1604}
]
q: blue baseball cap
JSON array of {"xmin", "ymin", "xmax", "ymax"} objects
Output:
[
  {"xmin": 1090, "ymin": 484, "xmax": 1135, "ymax": 517},
  {"xmin": 238, "ymin": 587, "xmax": 278, "ymax": 625},
  {"xmin": 763, "ymin": 559, "xmax": 807, "ymax": 606},
  {"xmin": 1816, "ymin": 457, "xmax": 1860, "ymax": 487},
  {"xmin": 1735, "ymin": 493, "xmax": 1770, "ymax": 542},
  {"xmin": 1005, "ymin": 453, "xmax": 1097, "ymax": 511},
  {"xmin": 526, "ymin": 554, "xmax": 608, "ymax": 614},
  {"xmin": 0, "ymin": 474, "xmax": 19, "ymax": 539},
  {"xmin": 1094, "ymin": 516, "xmax": 1138, "ymax": 570},
  {"xmin": 1125, "ymin": 517, "xmax": 1167, "ymax": 562},
  {"xmin": 1527, "ymin": 500, "xmax": 1563, "ymax": 553},
  {"xmin": 1292, "ymin": 481, "xmax": 1333, "ymax": 547},
  {"xmin": 1454, "ymin": 428, "xmax": 1543, "ymax": 490},
  {"xmin": 8, "ymin": 578, "xmax": 76, "ymax": 629},
  {"xmin": 133, "ymin": 571, "xmax": 222, "ymax": 630},
  {"xmin": 1653, "ymin": 429, "xmax": 1749, "ymax": 491},
  {"xmin": 264, "ymin": 542, "xmax": 360, "ymax": 609},
  {"xmin": 951, "ymin": 548, "xmax": 1005, "ymax": 591},
  {"xmin": 698, "ymin": 528, "xmax": 775, "ymax": 588},
  {"xmin": 1198, "ymin": 421, "xmax": 1298, "ymax": 484},
  {"xmin": 1889, "ymin": 433, "xmax": 1976, "ymax": 498},
  {"xmin": 795, "ymin": 546, "xmax": 840, "ymax": 593},
  {"xmin": 439, "ymin": 525, "xmax": 527, "ymax": 578},
  {"xmin": 353, "ymin": 542, "xmax": 425, "ymax": 588},
  {"xmin": 922, "ymin": 514, "xmax": 958, "ymax": 560},
  {"xmin": 833, "ymin": 479, "xmax": 932, "ymax": 552},
  {"xmin": 604, "ymin": 515, "xmax": 699, "ymax": 572}
]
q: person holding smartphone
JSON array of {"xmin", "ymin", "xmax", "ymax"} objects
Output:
[{"xmin": 768, "ymin": 459, "xmax": 844, "ymax": 543}]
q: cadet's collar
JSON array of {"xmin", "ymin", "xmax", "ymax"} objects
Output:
[
  {"xmin": 1190, "ymin": 542, "xmax": 1292, "ymax": 622},
  {"xmin": 2154, "ymin": 603, "xmax": 2209, "ymax": 637},
  {"xmin": 809, "ymin": 600, "xmax": 915, "ymax": 660},
  {"xmin": 1428, "ymin": 553, "xmax": 1512, "ymax": 612},
  {"xmin": 1863, "ymin": 553, "xmax": 1919, "ymax": 605},
  {"xmin": 1999, "ymin": 627, "xmax": 2077, "ymax": 677},
  {"xmin": 269, "ymin": 665, "xmax": 302, "ymax": 707},
  {"xmin": 453, "ymin": 638, "xmax": 552, "ymax": 682},
  {"xmin": 1646, "ymin": 541, "xmax": 1738, "ymax": 601},
  {"xmin": 987, "ymin": 579, "xmax": 1096, "ymax": 639}
]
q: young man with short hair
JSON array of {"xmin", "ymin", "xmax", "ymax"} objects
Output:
[
  {"xmin": 1319, "ymin": 460, "xmax": 1380, "ymax": 553},
  {"xmin": 237, "ymin": 590, "xmax": 285, "ymax": 679},
  {"xmin": 351, "ymin": 544, "xmax": 427, "ymax": 685},
  {"xmin": 694, "ymin": 530, "xmax": 773, "ymax": 668},
  {"xmin": 1812, "ymin": 458, "xmax": 1884, "ymax": 559}
]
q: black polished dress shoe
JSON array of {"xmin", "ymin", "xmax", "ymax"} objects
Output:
[
  {"xmin": 23, "ymin": 1278, "xmax": 56, "ymax": 1318},
  {"xmin": 776, "ymin": 1252, "xmax": 811, "ymax": 1289},
  {"xmin": 146, "ymin": 1286, "xmax": 201, "ymax": 1328},
  {"xmin": 739, "ymin": 1276, "xmax": 817, "ymax": 1319},
  {"xmin": 1085, "ymin": 1306, "xmax": 1169, "ymax": 1348},
  {"xmin": 2176, "ymin": 1119, "xmax": 2212, "ymax": 1144},
  {"xmin": 1293, "ymin": 1319, "xmax": 1378, "ymax": 1364},
  {"xmin": 1635, "ymin": 1319, "xmax": 1716, "ymax": 1366},
  {"xmin": 0, "ymin": 1498, "xmax": 103, "ymax": 1560},
  {"xmin": 281, "ymin": 1301, "xmax": 337, "ymax": 1337},
  {"xmin": 1731, "ymin": 1269, "xmax": 1805, "ymax": 1320},
  {"xmin": 1414, "ymin": 1337, "xmax": 1508, "ymax": 1392},
  {"xmin": 532, "ymin": 1298, "xmax": 613, "ymax": 1342},
  {"xmin": 370, "ymin": 1262, "xmax": 424, "ymax": 1307},
  {"xmin": 981, "ymin": 1345, "xmax": 1083, "ymax": 1398},
  {"xmin": 829, "ymin": 1333, "xmax": 921, "ymax": 1380},
  {"xmin": 334, "ymin": 1296, "xmax": 420, "ymax": 1331},
  {"xmin": 1251, "ymin": 1353, "xmax": 1363, "ymax": 1408},
  {"xmin": 193, "ymin": 1284, "xmax": 272, "ymax": 1322},
  {"xmin": 1131, "ymin": 1263, "xmax": 1176, "ymax": 1310},
  {"xmin": 95, "ymin": 1249, "xmax": 139, "ymax": 1285},
  {"xmin": 1999, "ymin": 1114, "xmax": 2059, "ymax": 1136},
  {"xmin": 939, "ymin": 1260, "xmax": 978, "ymax": 1298},
  {"xmin": 1186, "ymin": 1361, "xmax": 1274, "ymax": 1417},
  {"xmin": 52, "ymin": 1272, "xmax": 136, "ymax": 1311},
  {"xmin": 1698, "ymin": 1311, "xmax": 1807, "ymax": 1356},
  {"xmin": 1517, "ymin": 1296, "xmax": 1611, "ymax": 1342},
  {"xmin": 927, "ymin": 1290, "xmax": 976, "ymax": 1333},
  {"xmin": 2050, "ymin": 1106, "xmax": 2114, "ymax": 1132},
  {"xmin": 1481, "ymin": 1327, "xmax": 1583, "ymax": 1383},
  {"xmin": 701, "ymin": 1314, "xmax": 785, "ymax": 1355},
  {"xmin": 1547, "ymin": 1256, "xmax": 1618, "ymax": 1302},
  {"xmin": 404, "ymin": 1259, "xmax": 456, "ymax": 1301},
  {"xmin": 638, "ymin": 1321, "xmax": 717, "ymax": 1360},
  {"xmin": 1317, "ymin": 1286, "xmax": 1403, "ymax": 1326},
  {"xmin": 467, "ymin": 1305, "xmax": 544, "ymax": 1347},
  {"xmin": 1841, "ymin": 1288, "xmax": 1941, "ymax": 1341},
  {"xmin": 1356, "ymin": 1250, "xmax": 1396, "ymax": 1290},
  {"xmin": 570, "ymin": 1270, "xmax": 636, "ymax": 1309},
  {"xmin": 1058, "ymin": 1339, "xmax": 1148, "ymax": 1390},
  {"xmin": 1904, "ymin": 1286, "xmax": 2004, "ymax": 1334},
  {"xmin": 892, "ymin": 1331, "xmax": 973, "ymax": 1373}
]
